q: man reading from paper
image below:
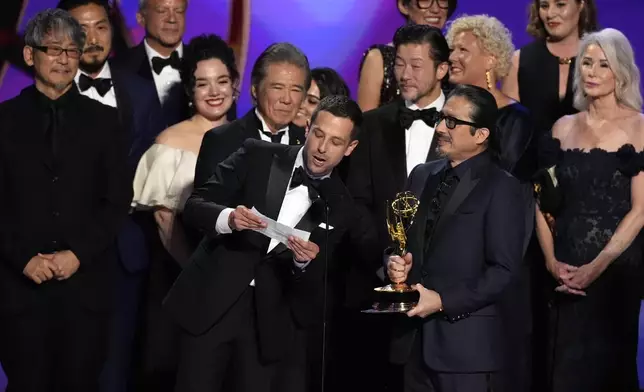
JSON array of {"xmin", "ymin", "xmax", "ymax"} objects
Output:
[{"xmin": 164, "ymin": 95, "xmax": 378, "ymax": 392}]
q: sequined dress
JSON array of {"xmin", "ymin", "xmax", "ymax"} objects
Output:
[
  {"xmin": 359, "ymin": 44, "xmax": 399, "ymax": 106},
  {"xmin": 541, "ymin": 137, "xmax": 643, "ymax": 392}
]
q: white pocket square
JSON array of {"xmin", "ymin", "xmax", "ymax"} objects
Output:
[{"xmin": 318, "ymin": 222, "xmax": 334, "ymax": 230}]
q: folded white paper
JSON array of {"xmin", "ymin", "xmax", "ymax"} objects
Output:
[{"xmin": 250, "ymin": 207, "xmax": 311, "ymax": 245}]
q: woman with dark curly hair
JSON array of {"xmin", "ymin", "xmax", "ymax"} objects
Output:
[
  {"xmin": 130, "ymin": 34, "xmax": 238, "ymax": 391},
  {"xmin": 357, "ymin": 0, "xmax": 457, "ymax": 111},
  {"xmin": 502, "ymin": 0, "xmax": 598, "ymax": 136}
]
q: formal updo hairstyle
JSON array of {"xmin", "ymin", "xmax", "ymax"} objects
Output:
[
  {"xmin": 526, "ymin": 0, "xmax": 598, "ymax": 39},
  {"xmin": 311, "ymin": 67, "xmax": 351, "ymax": 99},
  {"xmin": 446, "ymin": 15, "xmax": 515, "ymax": 82},
  {"xmin": 180, "ymin": 34, "xmax": 239, "ymax": 104}
]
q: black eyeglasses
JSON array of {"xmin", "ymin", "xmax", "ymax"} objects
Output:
[
  {"xmin": 416, "ymin": 0, "xmax": 449, "ymax": 10},
  {"xmin": 33, "ymin": 45, "xmax": 82, "ymax": 59},
  {"xmin": 435, "ymin": 112, "xmax": 480, "ymax": 130}
]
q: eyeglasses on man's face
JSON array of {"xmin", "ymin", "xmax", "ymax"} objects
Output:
[
  {"xmin": 33, "ymin": 45, "xmax": 82, "ymax": 60},
  {"xmin": 435, "ymin": 112, "xmax": 480, "ymax": 130}
]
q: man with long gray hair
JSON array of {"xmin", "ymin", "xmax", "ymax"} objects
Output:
[{"xmin": 0, "ymin": 9, "xmax": 131, "ymax": 392}]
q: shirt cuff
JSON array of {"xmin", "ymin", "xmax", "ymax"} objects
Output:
[
  {"xmin": 215, "ymin": 208, "xmax": 234, "ymax": 234},
  {"xmin": 293, "ymin": 258, "xmax": 312, "ymax": 270}
]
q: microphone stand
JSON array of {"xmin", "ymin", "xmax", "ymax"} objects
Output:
[{"xmin": 320, "ymin": 199, "xmax": 329, "ymax": 392}]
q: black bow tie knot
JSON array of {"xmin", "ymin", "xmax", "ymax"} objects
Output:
[
  {"xmin": 399, "ymin": 107, "xmax": 439, "ymax": 130},
  {"xmin": 78, "ymin": 74, "xmax": 112, "ymax": 97},
  {"xmin": 151, "ymin": 51, "xmax": 181, "ymax": 75},
  {"xmin": 290, "ymin": 166, "xmax": 322, "ymax": 200}
]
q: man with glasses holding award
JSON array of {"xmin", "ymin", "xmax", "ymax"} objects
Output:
[
  {"xmin": 385, "ymin": 84, "xmax": 528, "ymax": 392},
  {"xmin": 0, "ymin": 9, "xmax": 131, "ymax": 392}
]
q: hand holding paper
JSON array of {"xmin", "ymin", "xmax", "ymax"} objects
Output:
[{"xmin": 250, "ymin": 207, "xmax": 311, "ymax": 245}]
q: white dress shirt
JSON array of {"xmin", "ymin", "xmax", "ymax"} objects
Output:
[
  {"xmin": 404, "ymin": 92, "xmax": 445, "ymax": 175},
  {"xmin": 144, "ymin": 39, "xmax": 183, "ymax": 104},
  {"xmin": 74, "ymin": 62, "xmax": 117, "ymax": 108},
  {"xmin": 256, "ymin": 109, "xmax": 290, "ymax": 144},
  {"xmin": 215, "ymin": 148, "xmax": 329, "ymax": 285}
]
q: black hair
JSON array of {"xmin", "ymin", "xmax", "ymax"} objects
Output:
[
  {"xmin": 446, "ymin": 84, "xmax": 499, "ymax": 154},
  {"xmin": 310, "ymin": 95, "xmax": 363, "ymax": 141},
  {"xmin": 250, "ymin": 42, "xmax": 311, "ymax": 97},
  {"xmin": 400, "ymin": 0, "xmax": 458, "ymax": 19},
  {"xmin": 57, "ymin": 0, "xmax": 110, "ymax": 15},
  {"xmin": 181, "ymin": 34, "xmax": 239, "ymax": 103},
  {"xmin": 311, "ymin": 67, "xmax": 350, "ymax": 99},
  {"xmin": 393, "ymin": 24, "xmax": 450, "ymax": 66}
]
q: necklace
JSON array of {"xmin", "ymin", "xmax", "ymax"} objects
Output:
[{"xmin": 558, "ymin": 56, "xmax": 573, "ymax": 65}]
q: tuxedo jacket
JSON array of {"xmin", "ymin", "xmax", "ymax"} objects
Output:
[
  {"xmin": 109, "ymin": 64, "xmax": 165, "ymax": 273},
  {"xmin": 0, "ymin": 86, "xmax": 132, "ymax": 313},
  {"xmin": 164, "ymin": 139, "xmax": 377, "ymax": 362},
  {"xmin": 193, "ymin": 108, "xmax": 306, "ymax": 187},
  {"xmin": 347, "ymin": 99, "xmax": 441, "ymax": 248},
  {"xmin": 390, "ymin": 153, "xmax": 530, "ymax": 373},
  {"xmin": 114, "ymin": 42, "xmax": 188, "ymax": 128}
]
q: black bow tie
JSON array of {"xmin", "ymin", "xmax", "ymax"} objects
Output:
[
  {"xmin": 151, "ymin": 51, "xmax": 181, "ymax": 75},
  {"xmin": 399, "ymin": 107, "xmax": 439, "ymax": 130},
  {"xmin": 78, "ymin": 73, "xmax": 112, "ymax": 97},
  {"xmin": 262, "ymin": 130, "xmax": 286, "ymax": 143},
  {"xmin": 290, "ymin": 166, "xmax": 321, "ymax": 200}
]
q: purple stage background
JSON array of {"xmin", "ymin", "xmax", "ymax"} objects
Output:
[{"xmin": 1, "ymin": 0, "xmax": 644, "ymax": 390}]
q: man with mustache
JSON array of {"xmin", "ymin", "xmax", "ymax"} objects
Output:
[
  {"xmin": 0, "ymin": 9, "xmax": 131, "ymax": 392},
  {"xmin": 115, "ymin": 0, "xmax": 189, "ymax": 128},
  {"xmin": 342, "ymin": 24, "xmax": 449, "ymax": 391},
  {"xmin": 56, "ymin": 1, "xmax": 164, "ymax": 392},
  {"xmin": 164, "ymin": 95, "xmax": 378, "ymax": 392},
  {"xmin": 386, "ymin": 84, "xmax": 528, "ymax": 392},
  {"xmin": 193, "ymin": 43, "xmax": 309, "ymax": 188}
]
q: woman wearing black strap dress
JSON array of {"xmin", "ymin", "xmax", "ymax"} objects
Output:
[
  {"xmin": 536, "ymin": 28, "xmax": 644, "ymax": 392},
  {"xmin": 357, "ymin": 0, "xmax": 457, "ymax": 111},
  {"xmin": 502, "ymin": 0, "xmax": 598, "ymax": 136}
]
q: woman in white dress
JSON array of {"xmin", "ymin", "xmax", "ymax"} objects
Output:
[
  {"xmin": 132, "ymin": 34, "xmax": 239, "ymax": 266},
  {"xmin": 130, "ymin": 35, "xmax": 239, "ymax": 390}
]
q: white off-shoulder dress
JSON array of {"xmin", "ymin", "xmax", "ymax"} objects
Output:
[{"xmin": 131, "ymin": 143, "xmax": 198, "ymax": 266}]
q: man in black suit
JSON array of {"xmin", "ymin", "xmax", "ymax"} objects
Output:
[
  {"xmin": 164, "ymin": 96, "xmax": 377, "ymax": 392},
  {"xmin": 340, "ymin": 24, "xmax": 450, "ymax": 391},
  {"xmin": 57, "ymin": 1, "xmax": 164, "ymax": 391},
  {"xmin": 115, "ymin": 0, "xmax": 188, "ymax": 128},
  {"xmin": 193, "ymin": 42, "xmax": 309, "ymax": 187},
  {"xmin": 386, "ymin": 85, "xmax": 529, "ymax": 392},
  {"xmin": 0, "ymin": 9, "xmax": 131, "ymax": 392}
]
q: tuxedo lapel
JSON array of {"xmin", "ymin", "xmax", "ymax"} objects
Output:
[
  {"xmin": 425, "ymin": 131, "xmax": 441, "ymax": 163},
  {"xmin": 407, "ymin": 161, "xmax": 446, "ymax": 283},
  {"xmin": 240, "ymin": 109, "xmax": 263, "ymax": 142},
  {"xmin": 289, "ymin": 125, "xmax": 305, "ymax": 146},
  {"xmin": 134, "ymin": 43, "xmax": 154, "ymax": 82},
  {"xmin": 382, "ymin": 102, "xmax": 408, "ymax": 190},
  {"xmin": 110, "ymin": 68, "xmax": 134, "ymax": 138},
  {"xmin": 264, "ymin": 147, "xmax": 300, "ymax": 221}
]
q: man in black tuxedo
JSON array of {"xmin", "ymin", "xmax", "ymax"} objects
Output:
[
  {"xmin": 114, "ymin": 0, "xmax": 188, "ymax": 128},
  {"xmin": 164, "ymin": 96, "xmax": 377, "ymax": 392},
  {"xmin": 193, "ymin": 42, "xmax": 309, "ymax": 187},
  {"xmin": 386, "ymin": 85, "xmax": 529, "ymax": 392},
  {"xmin": 0, "ymin": 9, "xmax": 131, "ymax": 392},
  {"xmin": 340, "ymin": 24, "xmax": 450, "ymax": 391},
  {"xmin": 57, "ymin": 1, "xmax": 164, "ymax": 391}
]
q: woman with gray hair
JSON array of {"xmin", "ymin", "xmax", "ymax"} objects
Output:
[
  {"xmin": 536, "ymin": 28, "xmax": 644, "ymax": 391},
  {"xmin": 446, "ymin": 15, "xmax": 537, "ymax": 181}
]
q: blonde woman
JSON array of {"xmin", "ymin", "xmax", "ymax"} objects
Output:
[
  {"xmin": 446, "ymin": 15, "xmax": 536, "ymax": 180},
  {"xmin": 536, "ymin": 28, "xmax": 644, "ymax": 391}
]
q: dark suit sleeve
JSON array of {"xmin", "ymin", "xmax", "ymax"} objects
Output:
[
  {"xmin": 194, "ymin": 129, "xmax": 234, "ymax": 188},
  {"xmin": 66, "ymin": 115, "xmax": 132, "ymax": 265},
  {"xmin": 184, "ymin": 139, "xmax": 253, "ymax": 235},
  {"xmin": 439, "ymin": 174, "xmax": 526, "ymax": 319}
]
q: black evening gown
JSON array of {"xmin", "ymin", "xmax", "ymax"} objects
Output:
[
  {"xmin": 359, "ymin": 44, "xmax": 399, "ymax": 107},
  {"xmin": 496, "ymin": 102, "xmax": 536, "ymax": 181},
  {"xmin": 518, "ymin": 40, "xmax": 578, "ymax": 136},
  {"xmin": 542, "ymin": 137, "xmax": 642, "ymax": 392}
]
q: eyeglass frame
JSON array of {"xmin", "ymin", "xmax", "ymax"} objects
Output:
[
  {"xmin": 416, "ymin": 0, "xmax": 450, "ymax": 10},
  {"xmin": 435, "ymin": 111, "xmax": 482, "ymax": 130},
  {"xmin": 32, "ymin": 45, "xmax": 83, "ymax": 59}
]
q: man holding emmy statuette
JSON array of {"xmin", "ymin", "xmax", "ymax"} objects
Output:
[
  {"xmin": 163, "ymin": 96, "xmax": 378, "ymax": 392},
  {"xmin": 385, "ymin": 85, "xmax": 528, "ymax": 392}
]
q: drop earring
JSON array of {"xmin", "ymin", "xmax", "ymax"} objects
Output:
[{"xmin": 485, "ymin": 70, "xmax": 493, "ymax": 90}]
